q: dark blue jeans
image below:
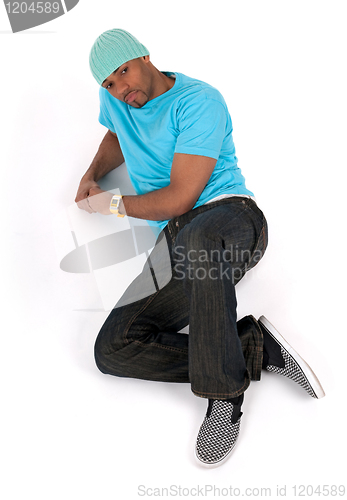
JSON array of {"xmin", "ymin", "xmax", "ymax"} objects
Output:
[{"xmin": 94, "ymin": 197, "xmax": 268, "ymax": 399}]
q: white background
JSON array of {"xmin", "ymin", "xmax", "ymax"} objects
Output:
[{"xmin": 1, "ymin": 1, "xmax": 346, "ymax": 499}]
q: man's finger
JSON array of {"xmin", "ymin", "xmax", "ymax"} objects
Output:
[
  {"xmin": 89, "ymin": 186, "xmax": 103, "ymax": 196},
  {"xmin": 86, "ymin": 197, "xmax": 97, "ymax": 213},
  {"xmin": 76, "ymin": 198, "xmax": 95, "ymax": 213},
  {"xmin": 86, "ymin": 196, "xmax": 98, "ymax": 212}
]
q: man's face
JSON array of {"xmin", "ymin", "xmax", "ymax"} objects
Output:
[{"xmin": 101, "ymin": 56, "xmax": 154, "ymax": 108}]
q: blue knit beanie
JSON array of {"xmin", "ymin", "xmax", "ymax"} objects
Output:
[{"xmin": 89, "ymin": 29, "xmax": 150, "ymax": 85}]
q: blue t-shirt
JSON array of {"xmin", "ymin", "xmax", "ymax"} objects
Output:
[{"xmin": 98, "ymin": 71, "xmax": 254, "ymax": 230}]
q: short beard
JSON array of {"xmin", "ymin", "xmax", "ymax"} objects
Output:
[{"xmin": 128, "ymin": 91, "xmax": 149, "ymax": 109}]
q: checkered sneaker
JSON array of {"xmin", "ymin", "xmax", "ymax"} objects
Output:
[
  {"xmin": 195, "ymin": 400, "xmax": 242, "ymax": 467},
  {"xmin": 259, "ymin": 316, "xmax": 325, "ymax": 399},
  {"xmin": 267, "ymin": 348, "xmax": 316, "ymax": 397}
]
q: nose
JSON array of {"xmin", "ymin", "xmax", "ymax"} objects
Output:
[{"xmin": 113, "ymin": 80, "xmax": 129, "ymax": 99}]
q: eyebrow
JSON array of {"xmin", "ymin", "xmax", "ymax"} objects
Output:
[{"xmin": 102, "ymin": 68, "xmax": 119, "ymax": 85}]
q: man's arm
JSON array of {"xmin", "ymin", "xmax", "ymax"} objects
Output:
[
  {"xmin": 88, "ymin": 153, "xmax": 217, "ymax": 219},
  {"xmin": 121, "ymin": 153, "xmax": 216, "ymax": 219},
  {"xmin": 75, "ymin": 130, "xmax": 124, "ymax": 213}
]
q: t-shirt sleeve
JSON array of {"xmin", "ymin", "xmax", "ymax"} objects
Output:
[
  {"xmin": 98, "ymin": 87, "xmax": 116, "ymax": 133},
  {"xmin": 174, "ymin": 93, "xmax": 227, "ymax": 159}
]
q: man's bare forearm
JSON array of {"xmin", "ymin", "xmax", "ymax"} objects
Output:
[
  {"xmin": 120, "ymin": 186, "xmax": 195, "ymax": 221},
  {"xmin": 84, "ymin": 130, "xmax": 125, "ymax": 182}
]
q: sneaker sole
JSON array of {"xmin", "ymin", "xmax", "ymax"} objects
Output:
[
  {"xmin": 258, "ymin": 316, "xmax": 325, "ymax": 399},
  {"xmin": 194, "ymin": 440, "xmax": 237, "ymax": 468}
]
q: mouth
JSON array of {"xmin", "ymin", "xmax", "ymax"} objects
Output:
[{"xmin": 125, "ymin": 90, "xmax": 138, "ymax": 103}]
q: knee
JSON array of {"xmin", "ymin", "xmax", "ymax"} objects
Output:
[
  {"xmin": 93, "ymin": 315, "xmax": 125, "ymax": 374},
  {"xmin": 94, "ymin": 328, "xmax": 110, "ymax": 374}
]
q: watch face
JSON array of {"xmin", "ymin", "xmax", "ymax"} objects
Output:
[{"xmin": 111, "ymin": 197, "xmax": 120, "ymax": 209}]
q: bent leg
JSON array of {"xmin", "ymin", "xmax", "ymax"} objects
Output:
[
  {"xmin": 94, "ymin": 198, "xmax": 268, "ymax": 394},
  {"xmin": 94, "ymin": 228, "xmax": 191, "ymax": 382}
]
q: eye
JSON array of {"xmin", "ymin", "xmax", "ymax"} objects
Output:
[
  {"xmin": 121, "ymin": 67, "xmax": 128, "ymax": 75},
  {"xmin": 106, "ymin": 83, "xmax": 112, "ymax": 89}
]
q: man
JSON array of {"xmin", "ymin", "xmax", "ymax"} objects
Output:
[{"xmin": 75, "ymin": 29, "xmax": 325, "ymax": 467}]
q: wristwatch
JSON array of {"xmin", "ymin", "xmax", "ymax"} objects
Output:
[{"xmin": 109, "ymin": 194, "xmax": 125, "ymax": 217}]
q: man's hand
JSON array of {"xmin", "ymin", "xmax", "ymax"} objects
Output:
[
  {"xmin": 75, "ymin": 177, "xmax": 102, "ymax": 213},
  {"xmin": 87, "ymin": 187, "xmax": 114, "ymax": 215}
]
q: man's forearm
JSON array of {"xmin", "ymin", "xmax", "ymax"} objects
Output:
[
  {"xmin": 84, "ymin": 130, "xmax": 124, "ymax": 181},
  {"xmin": 120, "ymin": 186, "xmax": 194, "ymax": 221}
]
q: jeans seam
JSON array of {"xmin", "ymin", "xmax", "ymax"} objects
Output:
[
  {"xmin": 249, "ymin": 215, "xmax": 268, "ymax": 263},
  {"xmin": 122, "ymin": 229, "xmax": 175, "ymax": 346},
  {"xmin": 167, "ymin": 223, "xmax": 174, "ymax": 242},
  {"xmin": 123, "ymin": 291, "xmax": 160, "ymax": 346},
  {"xmin": 133, "ymin": 340, "xmax": 188, "ymax": 354}
]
